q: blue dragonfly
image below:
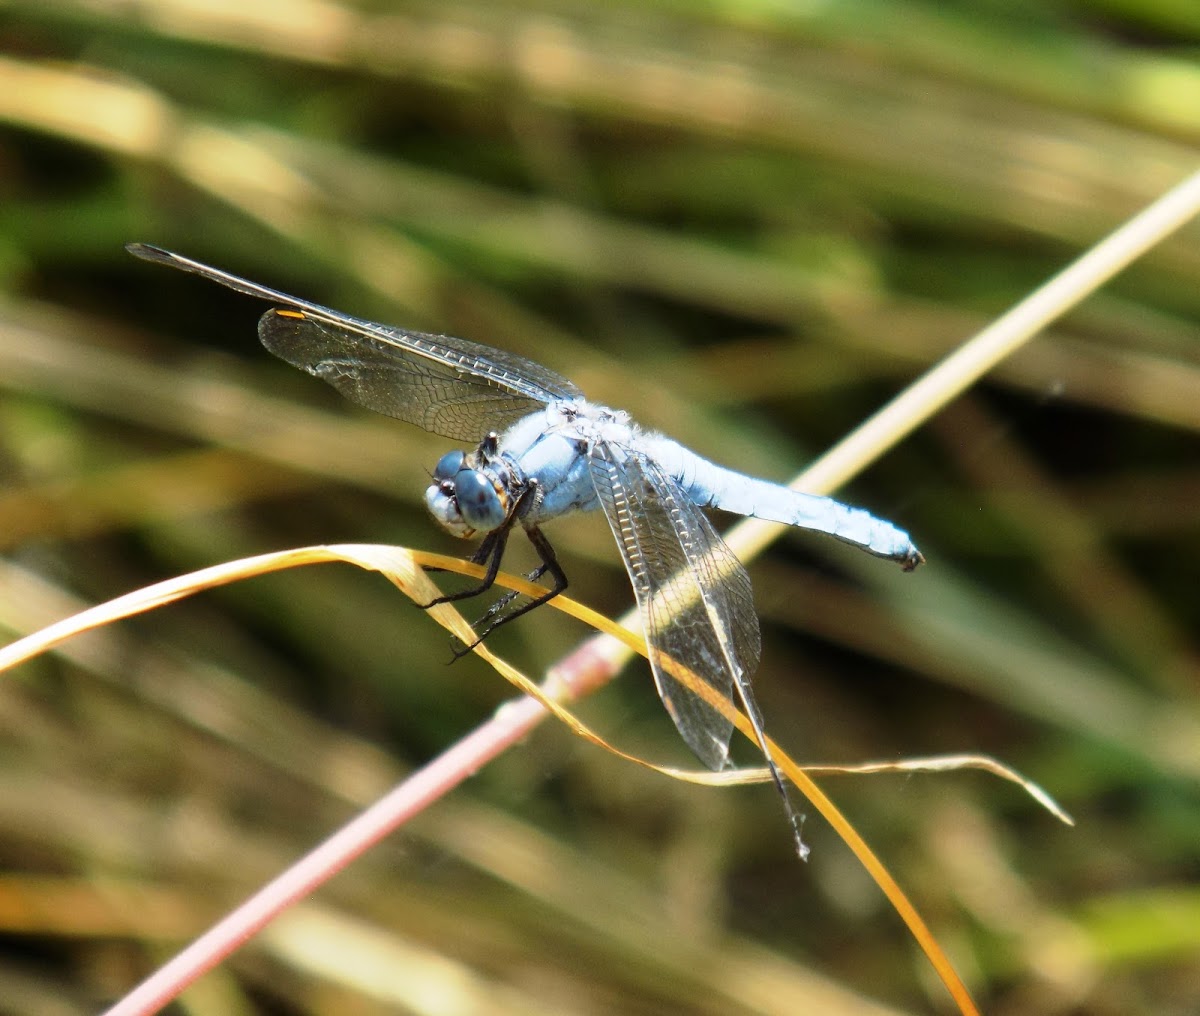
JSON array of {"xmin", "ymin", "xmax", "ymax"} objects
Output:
[{"xmin": 128, "ymin": 243, "xmax": 922, "ymax": 852}]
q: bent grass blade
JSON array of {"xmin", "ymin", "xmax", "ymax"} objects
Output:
[{"xmin": 0, "ymin": 544, "xmax": 1064, "ymax": 1016}]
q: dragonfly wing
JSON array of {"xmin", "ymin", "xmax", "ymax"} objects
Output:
[
  {"xmin": 127, "ymin": 243, "xmax": 583, "ymax": 441},
  {"xmin": 588, "ymin": 442, "xmax": 762, "ymax": 771},
  {"xmin": 259, "ymin": 308, "xmax": 581, "ymax": 442}
]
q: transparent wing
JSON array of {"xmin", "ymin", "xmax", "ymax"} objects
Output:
[
  {"xmin": 588, "ymin": 442, "xmax": 762, "ymax": 771},
  {"xmin": 127, "ymin": 243, "xmax": 583, "ymax": 441},
  {"xmin": 257, "ymin": 308, "xmax": 581, "ymax": 442}
]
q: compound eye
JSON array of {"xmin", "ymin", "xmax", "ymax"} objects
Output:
[
  {"xmin": 454, "ymin": 470, "xmax": 505, "ymax": 531},
  {"xmin": 432, "ymin": 450, "xmax": 466, "ymax": 481}
]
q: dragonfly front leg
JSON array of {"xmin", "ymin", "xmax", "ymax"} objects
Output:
[
  {"xmin": 422, "ymin": 526, "xmax": 510, "ymax": 608},
  {"xmin": 421, "ymin": 477, "xmax": 542, "ymax": 608},
  {"xmin": 452, "ymin": 523, "xmax": 568, "ymax": 657}
]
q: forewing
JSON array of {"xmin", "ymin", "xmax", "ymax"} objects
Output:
[
  {"xmin": 126, "ymin": 243, "xmax": 583, "ymax": 441},
  {"xmin": 259, "ymin": 309, "xmax": 581, "ymax": 441},
  {"xmin": 588, "ymin": 443, "xmax": 761, "ymax": 771}
]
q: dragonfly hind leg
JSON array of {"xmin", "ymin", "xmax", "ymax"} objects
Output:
[{"xmin": 465, "ymin": 559, "xmax": 548, "ymax": 631}]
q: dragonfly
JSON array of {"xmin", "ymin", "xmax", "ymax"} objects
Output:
[{"xmin": 128, "ymin": 242, "xmax": 923, "ymax": 855}]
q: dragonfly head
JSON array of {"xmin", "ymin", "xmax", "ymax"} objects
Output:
[{"xmin": 425, "ymin": 450, "xmax": 508, "ymax": 538}]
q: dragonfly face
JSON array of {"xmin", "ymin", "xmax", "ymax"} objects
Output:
[{"xmin": 426, "ymin": 448, "xmax": 511, "ymax": 538}]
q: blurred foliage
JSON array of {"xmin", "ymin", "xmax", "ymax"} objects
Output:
[{"xmin": 1, "ymin": 1, "xmax": 1199, "ymax": 1014}]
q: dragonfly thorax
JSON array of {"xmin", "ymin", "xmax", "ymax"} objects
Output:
[{"xmin": 425, "ymin": 401, "xmax": 632, "ymax": 540}]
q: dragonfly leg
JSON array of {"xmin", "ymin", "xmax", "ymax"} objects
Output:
[
  {"xmin": 451, "ymin": 524, "xmax": 568, "ymax": 656},
  {"xmin": 421, "ymin": 529, "xmax": 498, "ymax": 579},
  {"xmin": 420, "ymin": 479, "xmax": 540, "ymax": 608},
  {"xmin": 421, "ymin": 527, "xmax": 510, "ymax": 608},
  {"xmin": 465, "ymin": 559, "xmax": 550, "ymax": 631}
]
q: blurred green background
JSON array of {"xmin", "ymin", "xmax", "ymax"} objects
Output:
[{"xmin": 2, "ymin": 1, "xmax": 1199, "ymax": 1014}]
